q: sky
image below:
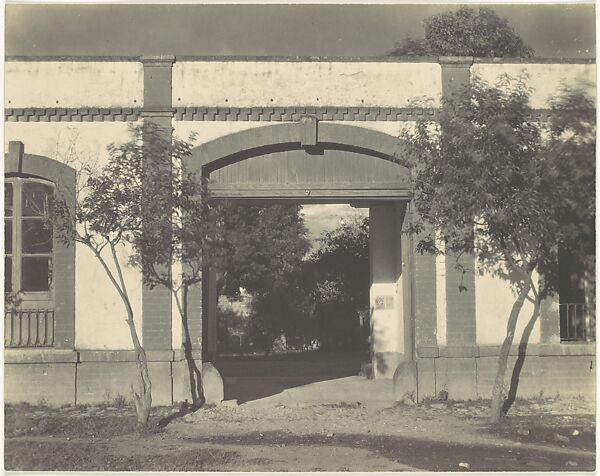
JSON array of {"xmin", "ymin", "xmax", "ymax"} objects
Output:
[{"xmin": 5, "ymin": 3, "xmax": 596, "ymax": 58}]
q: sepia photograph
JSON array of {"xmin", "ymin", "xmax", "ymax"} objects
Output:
[{"xmin": 3, "ymin": 2, "xmax": 596, "ymax": 472}]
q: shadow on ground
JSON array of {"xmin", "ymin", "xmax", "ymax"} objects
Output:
[
  {"xmin": 5, "ymin": 440, "xmax": 238, "ymax": 472},
  {"xmin": 185, "ymin": 430, "xmax": 595, "ymax": 472},
  {"xmin": 478, "ymin": 414, "xmax": 596, "ymax": 452},
  {"xmin": 214, "ymin": 351, "xmax": 367, "ymax": 403}
]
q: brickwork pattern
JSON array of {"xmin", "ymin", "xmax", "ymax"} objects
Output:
[
  {"xmin": 445, "ymin": 254, "xmax": 477, "ymax": 346},
  {"xmin": 140, "ymin": 57, "xmax": 175, "ymax": 351},
  {"xmin": 5, "ymin": 107, "xmax": 141, "ymax": 122},
  {"xmin": 187, "ymin": 280, "xmax": 203, "ymax": 351},
  {"xmin": 4, "ymin": 107, "xmax": 562, "ymax": 123},
  {"xmin": 413, "ymin": 252, "xmax": 438, "ymax": 347},
  {"xmin": 141, "ymin": 286, "xmax": 172, "ymax": 350}
]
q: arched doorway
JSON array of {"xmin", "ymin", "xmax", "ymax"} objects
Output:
[{"xmin": 184, "ymin": 118, "xmax": 414, "ymax": 401}]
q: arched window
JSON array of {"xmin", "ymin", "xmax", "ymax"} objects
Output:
[{"xmin": 4, "ymin": 141, "xmax": 75, "ymax": 349}]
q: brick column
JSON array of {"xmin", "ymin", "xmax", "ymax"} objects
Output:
[
  {"xmin": 440, "ymin": 56, "xmax": 477, "ymax": 348},
  {"xmin": 196, "ymin": 268, "xmax": 218, "ymax": 362},
  {"xmin": 140, "ymin": 55, "xmax": 175, "ymax": 350},
  {"xmin": 397, "ymin": 201, "xmax": 414, "ymax": 361},
  {"xmin": 186, "ymin": 279, "xmax": 203, "ymax": 350},
  {"xmin": 409, "ymin": 204, "xmax": 438, "ymax": 352}
]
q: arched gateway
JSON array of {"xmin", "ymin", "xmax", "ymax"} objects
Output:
[{"xmin": 184, "ymin": 120, "xmax": 414, "ymax": 381}]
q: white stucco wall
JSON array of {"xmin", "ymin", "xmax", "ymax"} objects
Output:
[
  {"xmin": 4, "ymin": 122, "xmax": 143, "ymax": 350},
  {"xmin": 369, "ymin": 205, "xmax": 403, "ymax": 355},
  {"xmin": 323, "ymin": 121, "xmax": 409, "ymax": 138},
  {"xmin": 472, "ymin": 63, "xmax": 596, "ymax": 108},
  {"xmin": 173, "ymin": 61, "xmax": 442, "ymax": 107},
  {"xmin": 174, "ymin": 121, "xmax": 266, "ymax": 147},
  {"xmin": 475, "ymin": 268, "xmax": 541, "ymax": 346},
  {"xmin": 5, "ymin": 62, "xmax": 144, "ymax": 108}
]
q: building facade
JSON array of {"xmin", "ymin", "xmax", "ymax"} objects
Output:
[{"xmin": 4, "ymin": 55, "xmax": 596, "ymax": 405}]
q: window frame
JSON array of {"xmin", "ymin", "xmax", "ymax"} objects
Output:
[{"xmin": 5, "ymin": 176, "xmax": 55, "ymax": 305}]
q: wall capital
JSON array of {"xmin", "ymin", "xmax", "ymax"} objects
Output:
[
  {"xmin": 439, "ymin": 56, "xmax": 474, "ymax": 66},
  {"xmin": 140, "ymin": 55, "xmax": 176, "ymax": 67},
  {"xmin": 140, "ymin": 107, "xmax": 176, "ymax": 118}
]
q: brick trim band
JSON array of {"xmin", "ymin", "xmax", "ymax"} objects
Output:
[
  {"xmin": 5, "ymin": 107, "xmax": 585, "ymax": 123},
  {"xmin": 5, "ymin": 107, "xmax": 141, "ymax": 122},
  {"xmin": 175, "ymin": 106, "xmax": 438, "ymax": 121}
]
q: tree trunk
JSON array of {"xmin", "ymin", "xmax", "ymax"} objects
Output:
[
  {"xmin": 92, "ymin": 245, "xmax": 153, "ymax": 427},
  {"xmin": 126, "ymin": 315, "xmax": 153, "ymax": 426},
  {"xmin": 502, "ymin": 294, "xmax": 541, "ymax": 414},
  {"xmin": 489, "ymin": 277, "xmax": 532, "ymax": 424}
]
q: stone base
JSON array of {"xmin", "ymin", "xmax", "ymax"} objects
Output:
[
  {"xmin": 412, "ymin": 353, "xmax": 595, "ymax": 402},
  {"xmin": 393, "ymin": 360, "xmax": 417, "ymax": 402},
  {"xmin": 4, "ymin": 348, "xmax": 595, "ymax": 406},
  {"xmin": 4, "ymin": 349, "xmax": 225, "ymax": 407}
]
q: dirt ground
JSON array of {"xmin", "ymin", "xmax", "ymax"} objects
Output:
[{"xmin": 4, "ymin": 396, "xmax": 596, "ymax": 472}]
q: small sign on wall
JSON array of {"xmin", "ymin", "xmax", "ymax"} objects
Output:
[{"xmin": 374, "ymin": 295, "xmax": 394, "ymax": 310}]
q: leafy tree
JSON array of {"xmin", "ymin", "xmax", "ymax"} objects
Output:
[
  {"xmin": 247, "ymin": 279, "xmax": 315, "ymax": 353},
  {"xmin": 389, "ymin": 6, "xmax": 534, "ymax": 57},
  {"xmin": 123, "ymin": 124, "xmax": 226, "ymax": 409},
  {"xmin": 399, "ymin": 74, "xmax": 594, "ymax": 423},
  {"xmin": 50, "ymin": 134, "xmax": 154, "ymax": 425},
  {"xmin": 305, "ymin": 216, "xmax": 370, "ymax": 351},
  {"xmin": 51, "ymin": 123, "xmax": 226, "ymax": 416},
  {"xmin": 217, "ymin": 202, "xmax": 310, "ymax": 297}
]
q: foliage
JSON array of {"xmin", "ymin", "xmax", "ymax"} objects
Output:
[
  {"xmin": 216, "ymin": 304, "xmax": 251, "ymax": 353},
  {"xmin": 304, "ymin": 216, "xmax": 370, "ymax": 351},
  {"xmin": 109, "ymin": 123, "xmax": 226, "ymax": 408},
  {"xmin": 544, "ymin": 83, "xmax": 596, "ymax": 315},
  {"xmin": 216, "ymin": 202, "xmax": 310, "ymax": 298},
  {"xmin": 247, "ymin": 280, "xmax": 316, "ymax": 353},
  {"xmin": 242, "ymin": 216, "xmax": 370, "ymax": 354},
  {"xmin": 49, "ymin": 125, "xmax": 160, "ymax": 425},
  {"xmin": 398, "ymin": 74, "xmax": 594, "ymax": 422},
  {"xmin": 49, "ymin": 122, "xmax": 228, "ymax": 415},
  {"xmin": 389, "ymin": 6, "xmax": 534, "ymax": 57},
  {"xmin": 4, "ymin": 292, "xmax": 22, "ymax": 312},
  {"xmin": 119, "ymin": 124, "xmax": 226, "ymax": 291}
]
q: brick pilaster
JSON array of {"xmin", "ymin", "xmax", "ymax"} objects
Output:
[
  {"xmin": 140, "ymin": 55, "xmax": 175, "ymax": 350},
  {"xmin": 413, "ymin": 247, "xmax": 438, "ymax": 348},
  {"xmin": 445, "ymin": 254, "xmax": 477, "ymax": 345},
  {"xmin": 439, "ymin": 56, "xmax": 473, "ymax": 99},
  {"xmin": 186, "ymin": 279, "xmax": 203, "ymax": 351},
  {"xmin": 409, "ymin": 206, "xmax": 437, "ymax": 350},
  {"xmin": 440, "ymin": 56, "xmax": 477, "ymax": 347}
]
